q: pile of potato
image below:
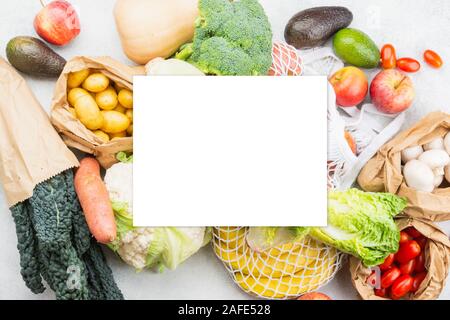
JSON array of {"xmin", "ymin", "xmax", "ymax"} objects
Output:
[{"xmin": 66, "ymin": 69, "xmax": 133, "ymax": 143}]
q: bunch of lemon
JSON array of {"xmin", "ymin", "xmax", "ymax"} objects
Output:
[
  {"xmin": 66, "ymin": 69, "xmax": 133, "ymax": 143},
  {"xmin": 213, "ymin": 227, "xmax": 341, "ymax": 299}
]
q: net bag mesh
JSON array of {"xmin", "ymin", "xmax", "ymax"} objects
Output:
[{"xmin": 213, "ymin": 227, "xmax": 343, "ymax": 299}]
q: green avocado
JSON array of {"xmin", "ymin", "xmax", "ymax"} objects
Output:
[
  {"xmin": 333, "ymin": 28, "xmax": 380, "ymax": 68},
  {"xmin": 6, "ymin": 36, "xmax": 66, "ymax": 77}
]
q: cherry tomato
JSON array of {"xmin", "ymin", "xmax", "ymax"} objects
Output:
[
  {"xmin": 399, "ymin": 231, "xmax": 411, "ymax": 244},
  {"xmin": 379, "ymin": 253, "xmax": 395, "ymax": 271},
  {"xmin": 381, "ymin": 44, "xmax": 397, "ymax": 69},
  {"xmin": 414, "ymin": 252, "xmax": 426, "ymax": 273},
  {"xmin": 424, "ymin": 50, "xmax": 443, "ymax": 68},
  {"xmin": 366, "ymin": 271, "xmax": 378, "ymax": 287},
  {"xmin": 391, "ymin": 275, "xmax": 414, "ymax": 299},
  {"xmin": 397, "ymin": 58, "xmax": 421, "ymax": 73},
  {"xmin": 374, "ymin": 287, "xmax": 387, "ymax": 298},
  {"xmin": 396, "ymin": 240, "xmax": 421, "ymax": 264},
  {"xmin": 405, "ymin": 227, "xmax": 422, "ymax": 238},
  {"xmin": 381, "ymin": 267, "xmax": 401, "ymax": 289},
  {"xmin": 415, "ymin": 236, "xmax": 427, "ymax": 249},
  {"xmin": 399, "ymin": 259, "xmax": 415, "ymax": 275},
  {"xmin": 412, "ymin": 272, "xmax": 427, "ymax": 293}
]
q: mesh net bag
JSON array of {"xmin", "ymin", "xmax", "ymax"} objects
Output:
[{"xmin": 213, "ymin": 227, "xmax": 343, "ymax": 299}]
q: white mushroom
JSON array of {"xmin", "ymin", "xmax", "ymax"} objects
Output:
[
  {"xmin": 423, "ymin": 137, "xmax": 444, "ymax": 151},
  {"xmin": 445, "ymin": 165, "xmax": 450, "ymax": 184},
  {"xmin": 417, "ymin": 149, "xmax": 450, "ymax": 176},
  {"xmin": 403, "ymin": 160, "xmax": 435, "ymax": 192},
  {"xmin": 401, "ymin": 145, "xmax": 423, "ymax": 164},
  {"xmin": 434, "ymin": 174, "xmax": 444, "ymax": 187},
  {"xmin": 444, "ymin": 132, "xmax": 450, "ymax": 155}
]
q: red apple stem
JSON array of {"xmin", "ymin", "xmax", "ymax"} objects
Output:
[{"xmin": 39, "ymin": 0, "xmax": 46, "ymax": 7}]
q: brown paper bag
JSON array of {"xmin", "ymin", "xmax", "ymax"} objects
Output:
[
  {"xmin": 0, "ymin": 58, "xmax": 79, "ymax": 207},
  {"xmin": 50, "ymin": 56, "xmax": 145, "ymax": 168},
  {"xmin": 350, "ymin": 217, "xmax": 450, "ymax": 300},
  {"xmin": 358, "ymin": 112, "xmax": 450, "ymax": 221}
]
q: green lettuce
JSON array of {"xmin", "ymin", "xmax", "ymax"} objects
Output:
[{"xmin": 304, "ymin": 189, "xmax": 406, "ymax": 267}]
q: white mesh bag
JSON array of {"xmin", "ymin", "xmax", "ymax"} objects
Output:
[{"xmin": 213, "ymin": 227, "xmax": 342, "ymax": 299}]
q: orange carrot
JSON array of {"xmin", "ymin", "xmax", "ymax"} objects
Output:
[{"xmin": 74, "ymin": 157, "xmax": 116, "ymax": 244}]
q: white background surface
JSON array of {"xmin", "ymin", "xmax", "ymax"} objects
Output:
[
  {"xmin": 134, "ymin": 76, "xmax": 328, "ymax": 227},
  {"xmin": 0, "ymin": 0, "xmax": 449, "ymax": 300}
]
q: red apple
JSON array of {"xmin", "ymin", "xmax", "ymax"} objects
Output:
[
  {"xmin": 370, "ymin": 69, "xmax": 415, "ymax": 114},
  {"xmin": 297, "ymin": 292, "xmax": 332, "ymax": 300},
  {"xmin": 329, "ymin": 66, "xmax": 368, "ymax": 107},
  {"xmin": 34, "ymin": 0, "xmax": 80, "ymax": 46}
]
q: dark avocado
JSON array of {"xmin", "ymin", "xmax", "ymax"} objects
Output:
[
  {"xmin": 6, "ymin": 36, "xmax": 66, "ymax": 77},
  {"xmin": 284, "ymin": 6, "xmax": 353, "ymax": 49}
]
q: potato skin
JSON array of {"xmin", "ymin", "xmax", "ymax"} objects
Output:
[
  {"xmin": 96, "ymin": 87, "xmax": 119, "ymax": 110},
  {"xmin": 74, "ymin": 94, "xmax": 104, "ymax": 130},
  {"xmin": 68, "ymin": 69, "xmax": 90, "ymax": 88},
  {"xmin": 101, "ymin": 110, "xmax": 130, "ymax": 133},
  {"xmin": 82, "ymin": 73, "xmax": 110, "ymax": 93},
  {"xmin": 118, "ymin": 89, "xmax": 133, "ymax": 109}
]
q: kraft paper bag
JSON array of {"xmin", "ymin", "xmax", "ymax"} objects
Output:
[
  {"xmin": 50, "ymin": 56, "xmax": 144, "ymax": 168},
  {"xmin": 358, "ymin": 112, "xmax": 450, "ymax": 221},
  {"xmin": 0, "ymin": 58, "xmax": 79, "ymax": 207},
  {"xmin": 350, "ymin": 217, "xmax": 450, "ymax": 300}
]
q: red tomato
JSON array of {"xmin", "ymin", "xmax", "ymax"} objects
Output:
[
  {"xmin": 366, "ymin": 271, "xmax": 378, "ymax": 287},
  {"xmin": 412, "ymin": 272, "xmax": 427, "ymax": 293},
  {"xmin": 391, "ymin": 275, "xmax": 414, "ymax": 299},
  {"xmin": 374, "ymin": 287, "xmax": 387, "ymax": 298},
  {"xmin": 396, "ymin": 240, "xmax": 421, "ymax": 264},
  {"xmin": 415, "ymin": 236, "xmax": 427, "ymax": 249},
  {"xmin": 405, "ymin": 227, "xmax": 422, "ymax": 238},
  {"xmin": 379, "ymin": 253, "xmax": 395, "ymax": 271},
  {"xmin": 381, "ymin": 44, "xmax": 397, "ymax": 69},
  {"xmin": 397, "ymin": 58, "xmax": 421, "ymax": 73},
  {"xmin": 424, "ymin": 50, "xmax": 443, "ymax": 68},
  {"xmin": 381, "ymin": 267, "xmax": 401, "ymax": 288},
  {"xmin": 399, "ymin": 231, "xmax": 411, "ymax": 244},
  {"xmin": 399, "ymin": 259, "xmax": 415, "ymax": 275},
  {"xmin": 414, "ymin": 253, "xmax": 426, "ymax": 273}
]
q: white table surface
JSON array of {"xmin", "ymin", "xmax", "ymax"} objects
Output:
[{"xmin": 0, "ymin": 0, "xmax": 449, "ymax": 300}]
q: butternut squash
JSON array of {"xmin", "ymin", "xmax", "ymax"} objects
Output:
[{"xmin": 114, "ymin": 0, "xmax": 198, "ymax": 64}]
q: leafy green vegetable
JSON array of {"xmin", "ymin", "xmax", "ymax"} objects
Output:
[
  {"xmin": 176, "ymin": 0, "xmax": 273, "ymax": 75},
  {"xmin": 116, "ymin": 151, "xmax": 133, "ymax": 163},
  {"xmin": 298, "ymin": 189, "xmax": 406, "ymax": 267},
  {"xmin": 246, "ymin": 227, "xmax": 308, "ymax": 252},
  {"xmin": 11, "ymin": 170, "xmax": 123, "ymax": 300}
]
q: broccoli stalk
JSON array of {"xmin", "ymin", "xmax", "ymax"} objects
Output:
[{"xmin": 176, "ymin": 0, "xmax": 273, "ymax": 75}]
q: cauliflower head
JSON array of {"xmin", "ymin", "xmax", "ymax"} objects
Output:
[{"xmin": 104, "ymin": 153, "xmax": 210, "ymax": 270}]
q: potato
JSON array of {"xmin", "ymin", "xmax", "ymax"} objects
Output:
[
  {"xmin": 96, "ymin": 87, "xmax": 118, "ymax": 110},
  {"xmin": 82, "ymin": 73, "xmax": 110, "ymax": 93},
  {"xmin": 126, "ymin": 124, "xmax": 133, "ymax": 136},
  {"xmin": 67, "ymin": 69, "xmax": 90, "ymax": 88},
  {"xmin": 101, "ymin": 110, "xmax": 130, "ymax": 133},
  {"xmin": 125, "ymin": 109, "xmax": 133, "ymax": 123},
  {"xmin": 110, "ymin": 131, "xmax": 127, "ymax": 139},
  {"xmin": 74, "ymin": 94, "xmax": 104, "ymax": 130},
  {"xmin": 118, "ymin": 89, "xmax": 133, "ymax": 108},
  {"xmin": 68, "ymin": 88, "xmax": 89, "ymax": 106},
  {"xmin": 92, "ymin": 130, "xmax": 110, "ymax": 143},
  {"xmin": 114, "ymin": 104, "xmax": 127, "ymax": 113}
]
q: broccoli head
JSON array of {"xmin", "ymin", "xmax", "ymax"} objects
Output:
[{"xmin": 176, "ymin": 0, "xmax": 273, "ymax": 75}]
